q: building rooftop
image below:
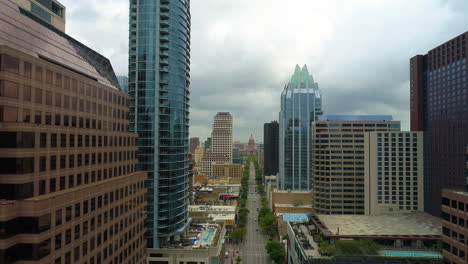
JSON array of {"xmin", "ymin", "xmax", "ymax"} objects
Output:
[
  {"xmin": 165, "ymin": 223, "xmax": 223, "ymax": 249},
  {"xmin": 317, "ymin": 115, "xmax": 394, "ymax": 122},
  {"xmin": 189, "ymin": 205, "xmax": 236, "ymax": 212},
  {"xmin": 313, "ymin": 212, "xmax": 441, "ymax": 239}
]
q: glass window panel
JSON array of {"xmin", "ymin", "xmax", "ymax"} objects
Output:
[
  {"xmin": 23, "ymin": 62, "xmax": 32, "ymax": 78},
  {"xmin": 35, "ymin": 66, "xmax": 43, "ymax": 81},
  {"xmin": 46, "ymin": 91, "xmax": 53, "ymax": 106},
  {"xmin": 35, "ymin": 88, "xmax": 42, "ymax": 104},
  {"xmin": 0, "ymin": 80, "xmax": 19, "ymax": 99},
  {"xmin": 1, "ymin": 54, "xmax": 19, "ymax": 74},
  {"xmin": 23, "ymin": 109, "xmax": 31, "ymax": 123},
  {"xmin": 46, "ymin": 70, "xmax": 53, "ymax": 84},
  {"xmin": 0, "ymin": 106, "xmax": 18, "ymax": 122},
  {"xmin": 23, "ymin": 85, "xmax": 31, "ymax": 101}
]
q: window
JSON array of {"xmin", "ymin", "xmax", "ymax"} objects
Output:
[
  {"xmin": 46, "ymin": 91, "xmax": 52, "ymax": 105},
  {"xmin": 51, "ymin": 134, "xmax": 57, "ymax": 148},
  {"xmin": 55, "ymin": 93, "xmax": 61, "ymax": 107},
  {"xmin": 45, "ymin": 112, "xmax": 52, "ymax": 125},
  {"xmin": 0, "ymin": 80, "xmax": 19, "ymax": 99},
  {"xmin": 0, "ymin": 106, "xmax": 18, "ymax": 122},
  {"xmin": 60, "ymin": 134, "xmax": 66, "ymax": 148},
  {"xmin": 55, "ymin": 114, "xmax": 61, "ymax": 126},
  {"xmin": 1, "ymin": 54, "xmax": 19, "ymax": 74},
  {"xmin": 69, "ymin": 175, "xmax": 74, "ymax": 188},
  {"xmin": 35, "ymin": 66, "xmax": 43, "ymax": 81},
  {"xmin": 23, "ymin": 109, "xmax": 31, "ymax": 122},
  {"xmin": 55, "ymin": 209, "xmax": 62, "ymax": 226},
  {"xmin": 39, "ymin": 156, "xmax": 46, "ymax": 171},
  {"xmin": 70, "ymin": 134, "xmax": 75, "ymax": 147},
  {"xmin": 46, "ymin": 70, "xmax": 53, "ymax": 84},
  {"xmin": 60, "ymin": 155, "xmax": 66, "ymax": 169},
  {"xmin": 50, "ymin": 178, "xmax": 56, "ymax": 192},
  {"xmin": 50, "ymin": 155, "xmax": 56, "ymax": 170},
  {"xmin": 55, "ymin": 233, "xmax": 62, "ymax": 250},
  {"xmin": 34, "ymin": 110, "xmax": 41, "ymax": 124},
  {"xmin": 23, "ymin": 61, "xmax": 32, "ymax": 78}
]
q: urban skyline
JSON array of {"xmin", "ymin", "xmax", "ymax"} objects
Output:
[{"xmin": 58, "ymin": 0, "xmax": 468, "ymax": 142}]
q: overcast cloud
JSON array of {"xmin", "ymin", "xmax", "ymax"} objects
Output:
[{"xmin": 61, "ymin": 0, "xmax": 468, "ymax": 142}]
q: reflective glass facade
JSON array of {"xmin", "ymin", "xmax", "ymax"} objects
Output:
[
  {"xmin": 128, "ymin": 0, "xmax": 191, "ymax": 248},
  {"xmin": 279, "ymin": 65, "xmax": 322, "ymax": 191}
]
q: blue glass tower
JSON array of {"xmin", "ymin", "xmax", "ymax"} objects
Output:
[
  {"xmin": 128, "ymin": 0, "xmax": 191, "ymax": 248},
  {"xmin": 279, "ymin": 65, "xmax": 322, "ymax": 191}
]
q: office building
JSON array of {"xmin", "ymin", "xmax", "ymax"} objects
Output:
[
  {"xmin": 204, "ymin": 137, "xmax": 212, "ymax": 151},
  {"xmin": 211, "ymin": 163, "xmax": 242, "ymax": 183},
  {"xmin": 279, "ymin": 64, "xmax": 322, "ymax": 191},
  {"xmin": 232, "ymin": 147, "xmax": 242, "ymax": 164},
  {"xmin": 0, "ymin": 0, "xmax": 147, "ymax": 262},
  {"xmin": 200, "ymin": 112, "xmax": 233, "ymax": 175},
  {"xmin": 128, "ymin": 0, "xmax": 191, "ymax": 248},
  {"xmin": 264, "ymin": 121, "xmax": 279, "ymax": 176},
  {"xmin": 410, "ymin": 31, "xmax": 468, "ymax": 215},
  {"xmin": 364, "ymin": 131, "xmax": 424, "ymax": 215},
  {"xmin": 258, "ymin": 142, "xmax": 264, "ymax": 168},
  {"xmin": 194, "ymin": 144, "xmax": 204, "ymax": 165},
  {"xmin": 312, "ymin": 115, "xmax": 400, "ymax": 214},
  {"xmin": 116, "ymin": 75, "xmax": 128, "ymax": 93},
  {"xmin": 441, "ymin": 189, "xmax": 468, "ymax": 264},
  {"xmin": 11, "ymin": 0, "xmax": 65, "ymax": 32},
  {"xmin": 189, "ymin": 137, "xmax": 200, "ymax": 153}
]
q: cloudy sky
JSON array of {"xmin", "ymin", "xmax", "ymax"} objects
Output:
[{"xmin": 61, "ymin": 0, "xmax": 468, "ymax": 142}]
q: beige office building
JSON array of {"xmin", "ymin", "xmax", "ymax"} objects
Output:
[
  {"xmin": 312, "ymin": 115, "xmax": 400, "ymax": 215},
  {"xmin": 12, "ymin": 0, "xmax": 66, "ymax": 32},
  {"xmin": 211, "ymin": 163, "xmax": 242, "ymax": 182},
  {"xmin": 364, "ymin": 131, "xmax": 424, "ymax": 215},
  {"xmin": 201, "ymin": 112, "xmax": 233, "ymax": 175}
]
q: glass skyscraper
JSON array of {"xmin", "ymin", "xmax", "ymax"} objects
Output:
[
  {"xmin": 128, "ymin": 0, "xmax": 191, "ymax": 248},
  {"xmin": 279, "ymin": 65, "xmax": 322, "ymax": 191}
]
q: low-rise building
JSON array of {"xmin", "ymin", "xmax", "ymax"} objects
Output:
[
  {"xmin": 270, "ymin": 189, "xmax": 313, "ymax": 214},
  {"xmin": 211, "ymin": 163, "xmax": 242, "ymax": 183},
  {"xmin": 147, "ymin": 222, "xmax": 227, "ymax": 264},
  {"xmin": 441, "ymin": 189, "xmax": 468, "ymax": 264}
]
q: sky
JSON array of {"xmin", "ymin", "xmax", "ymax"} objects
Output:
[{"xmin": 61, "ymin": 0, "xmax": 468, "ymax": 143}]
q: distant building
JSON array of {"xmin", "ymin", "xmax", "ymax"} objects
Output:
[
  {"xmin": 264, "ymin": 121, "xmax": 279, "ymax": 176},
  {"xmin": 258, "ymin": 142, "xmax": 264, "ymax": 168},
  {"xmin": 312, "ymin": 115, "xmax": 400, "ymax": 215},
  {"xmin": 190, "ymin": 137, "xmax": 200, "ymax": 153},
  {"xmin": 12, "ymin": 0, "xmax": 65, "ymax": 31},
  {"xmin": 116, "ymin": 75, "xmax": 128, "ymax": 93},
  {"xmin": 194, "ymin": 144, "xmax": 204, "ymax": 165},
  {"xmin": 241, "ymin": 134, "xmax": 258, "ymax": 156},
  {"xmin": 232, "ymin": 147, "xmax": 242, "ymax": 164},
  {"xmin": 201, "ymin": 112, "xmax": 233, "ymax": 175},
  {"xmin": 364, "ymin": 131, "xmax": 424, "ymax": 215},
  {"xmin": 279, "ymin": 65, "xmax": 323, "ymax": 191},
  {"xmin": 410, "ymin": 31, "xmax": 468, "ymax": 216},
  {"xmin": 204, "ymin": 137, "xmax": 212, "ymax": 151},
  {"xmin": 441, "ymin": 189, "xmax": 468, "ymax": 263}
]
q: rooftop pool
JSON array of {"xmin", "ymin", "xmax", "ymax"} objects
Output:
[
  {"xmin": 380, "ymin": 250, "xmax": 442, "ymax": 258},
  {"xmin": 201, "ymin": 228, "xmax": 217, "ymax": 246}
]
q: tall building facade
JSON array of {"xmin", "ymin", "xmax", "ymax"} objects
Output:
[
  {"xmin": 264, "ymin": 121, "xmax": 279, "ymax": 176},
  {"xmin": 441, "ymin": 189, "xmax": 468, "ymax": 264},
  {"xmin": 128, "ymin": 0, "xmax": 191, "ymax": 248},
  {"xmin": 189, "ymin": 136, "xmax": 200, "ymax": 153},
  {"xmin": 117, "ymin": 75, "xmax": 128, "ymax": 93},
  {"xmin": 364, "ymin": 131, "xmax": 424, "ymax": 215},
  {"xmin": 312, "ymin": 115, "xmax": 400, "ymax": 214},
  {"xmin": 410, "ymin": 31, "xmax": 468, "ymax": 215},
  {"xmin": 258, "ymin": 142, "xmax": 264, "ymax": 169},
  {"xmin": 204, "ymin": 137, "xmax": 211, "ymax": 151},
  {"xmin": 0, "ymin": 0, "xmax": 147, "ymax": 262},
  {"xmin": 200, "ymin": 112, "xmax": 233, "ymax": 176},
  {"xmin": 279, "ymin": 65, "xmax": 322, "ymax": 191}
]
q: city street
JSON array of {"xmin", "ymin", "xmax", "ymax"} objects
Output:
[{"xmin": 241, "ymin": 161, "xmax": 271, "ymax": 263}]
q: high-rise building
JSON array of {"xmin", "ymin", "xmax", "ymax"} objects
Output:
[
  {"xmin": 204, "ymin": 137, "xmax": 212, "ymax": 151},
  {"xmin": 441, "ymin": 189, "xmax": 468, "ymax": 264},
  {"xmin": 117, "ymin": 75, "xmax": 128, "ymax": 93},
  {"xmin": 232, "ymin": 147, "xmax": 242, "ymax": 164},
  {"xmin": 128, "ymin": 0, "xmax": 191, "ymax": 248},
  {"xmin": 189, "ymin": 137, "xmax": 200, "ymax": 153},
  {"xmin": 0, "ymin": 0, "xmax": 147, "ymax": 262},
  {"xmin": 11, "ymin": 0, "xmax": 65, "ymax": 31},
  {"xmin": 264, "ymin": 121, "xmax": 279, "ymax": 176},
  {"xmin": 258, "ymin": 142, "xmax": 264, "ymax": 169},
  {"xmin": 279, "ymin": 65, "xmax": 322, "ymax": 191},
  {"xmin": 312, "ymin": 115, "xmax": 400, "ymax": 214},
  {"xmin": 364, "ymin": 131, "xmax": 424, "ymax": 215},
  {"xmin": 200, "ymin": 112, "xmax": 233, "ymax": 176},
  {"xmin": 410, "ymin": 31, "xmax": 468, "ymax": 216}
]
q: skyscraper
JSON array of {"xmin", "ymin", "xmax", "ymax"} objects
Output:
[
  {"xmin": 0, "ymin": 0, "xmax": 147, "ymax": 262},
  {"xmin": 279, "ymin": 65, "xmax": 322, "ymax": 191},
  {"xmin": 189, "ymin": 136, "xmax": 200, "ymax": 153},
  {"xmin": 264, "ymin": 121, "xmax": 279, "ymax": 176},
  {"xmin": 128, "ymin": 0, "xmax": 191, "ymax": 248},
  {"xmin": 117, "ymin": 75, "xmax": 128, "ymax": 93},
  {"xmin": 410, "ymin": 31, "xmax": 468, "ymax": 215},
  {"xmin": 200, "ymin": 112, "xmax": 233, "ymax": 175}
]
